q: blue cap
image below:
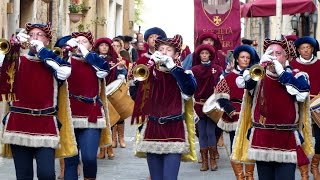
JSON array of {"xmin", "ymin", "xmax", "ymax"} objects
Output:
[
  {"xmin": 144, "ymin": 27, "xmax": 167, "ymax": 41},
  {"xmin": 54, "ymin": 35, "xmax": 72, "ymax": 48}
]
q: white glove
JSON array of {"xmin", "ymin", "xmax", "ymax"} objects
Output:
[
  {"xmin": 117, "ymin": 74, "xmax": 126, "ymax": 80},
  {"xmin": 260, "ymin": 47, "xmax": 277, "ymax": 65},
  {"xmin": 243, "ymin": 69, "xmax": 250, "ymax": 81},
  {"xmin": 151, "ymin": 51, "xmax": 163, "ymax": 64},
  {"xmin": 66, "ymin": 38, "xmax": 79, "ymax": 48},
  {"xmin": 16, "ymin": 29, "xmax": 30, "ymax": 43},
  {"xmin": 56, "ymin": 66, "xmax": 71, "ymax": 80},
  {"xmin": 30, "ymin": 40, "xmax": 44, "ymax": 52},
  {"xmin": 77, "ymin": 44, "xmax": 89, "ymax": 57},
  {"xmin": 0, "ymin": 53, "xmax": 5, "ymax": 67},
  {"xmin": 273, "ymin": 60, "xmax": 284, "ymax": 75},
  {"xmin": 236, "ymin": 76, "xmax": 245, "ymax": 88},
  {"xmin": 161, "ymin": 55, "xmax": 176, "ymax": 70}
]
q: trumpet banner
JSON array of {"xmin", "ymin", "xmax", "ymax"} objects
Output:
[
  {"xmin": 299, "ymin": 99, "xmax": 314, "ymax": 157},
  {"xmin": 55, "ymin": 82, "xmax": 78, "ymax": 158},
  {"xmin": 181, "ymin": 98, "xmax": 197, "ymax": 162},
  {"xmin": 99, "ymin": 80, "xmax": 112, "ymax": 147},
  {"xmin": 230, "ymin": 90, "xmax": 253, "ymax": 163}
]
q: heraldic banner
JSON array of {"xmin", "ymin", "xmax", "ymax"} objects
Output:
[{"xmin": 194, "ymin": 0, "xmax": 241, "ymax": 53}]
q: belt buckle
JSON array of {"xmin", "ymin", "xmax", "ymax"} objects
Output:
[
  {"xmin": 158, "ymin": 117, "xmax": 166, "ymax": 125},
  {"xmin": 31, "ymin": 109, "xmax": 41, "ymax": 116}
]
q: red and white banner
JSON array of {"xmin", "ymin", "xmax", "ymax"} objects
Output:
[{"xmin": 194, "ymin": 0, "xmax": 241, "ymax": 53}]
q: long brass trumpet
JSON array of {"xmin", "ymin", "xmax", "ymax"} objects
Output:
[
  {"xmin": 52, "ymin": 47, "xmax": 63, "ymax": 57},
  {"xmin": 0, "ymin": 39, "xmax": 11, "ymax": 54},
  {"xmin": 249, "ymin": 62, "xmax": 274, "ymax": 81},
  {"xmin": 249, "ymin": 64, "xmax": 265, "ymax": 81},
  {"xmin": 132, "ymin": 64, "xmax": 149, "ymax": 81}
]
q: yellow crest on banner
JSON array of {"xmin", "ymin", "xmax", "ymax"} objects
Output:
[{"xmin": 213, "ymin": 16, "xmax": 222, "ymax": 26}]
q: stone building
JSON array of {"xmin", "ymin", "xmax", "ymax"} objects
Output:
[{"xmin": 0, "ymin": 0, "xmax": 135, "ymax": 46}]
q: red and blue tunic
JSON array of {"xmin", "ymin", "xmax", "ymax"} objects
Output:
[
  {"xmin": 68, "ymin": 56, "xmax": 106, "ymax": 128},
  {"xmin": 2, "ymin": 54, "xmax": 64, "ymax": 148},
  {"xmin": 136, "ymin": 65, "xmax": 197, "ymax": 154},
  {"xmin": 246, "ymin": 70, "xmax": 310, "ymax": 163},
  {"xmin": 290, "ymin": 57, "xmax": 320, "ymax": 98}
]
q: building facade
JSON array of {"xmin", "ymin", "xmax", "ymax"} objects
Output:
[
  {"xmin": 242, "ymin": 0, "xmax": 319, "ymax": 56},
  {"xmin": 0, "ymin": 0, "xmax": 135, "ymax": 46}
]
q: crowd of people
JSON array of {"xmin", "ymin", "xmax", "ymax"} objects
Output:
[{"xmin": 0, "ymin": 21, "xmax": 319, "ymax": 180}]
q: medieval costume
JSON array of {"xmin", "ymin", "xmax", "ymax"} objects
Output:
[
  {"xmin": 122, "ymin": 35, "xmax": 139, "ymax": 63},
  {"xmin": 231, "ymin": 38, "xmax": 313, "ymax": 180},
  {"xmin": 109, "ymin": 37, "xmax": 131, "ymax": 149},
  {"xmin": 94, "ymin": 37, "xmax": 127, "ymax": 159},
  {"xmin": 182, "ymin": 32, "xmax": 225, "ymax": 70},
  {"xmin": 214, "ymin": 44, "xmax": 259, "ymax": 179},
  {"xmin": 0, "ymin": 22, "xmax": 76, "ymax": 180},
  {"xmin": 291, "ymin": 36, "xmax": 320, "ymax": 180},
  {"xmin": 184, "ymin": 32, "xmax": 225, "ymax": 156},
  {"xmin": 132, "ymin": 34, "xmax": 197, "ymax": 180},
  {"xmin": 191, "ymin": 44, "xmax": 223, "ymax": 171},
  {"xmin": 53, "ymin": 35, "xmax": 82, "ymax": 179},
  {"xmin": 63, "ymin": 31, "xmax": 110, "ymax": 180},
  {"xmin": 129, "ymin": 27, "xmax": 167, "ymax": 100}
]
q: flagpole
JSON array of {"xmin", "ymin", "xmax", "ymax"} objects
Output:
[{"xmin": 276, "ymin": 0, "xmax": 282, "ymax": 40}]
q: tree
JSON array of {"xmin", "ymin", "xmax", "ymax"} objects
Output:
[{"xmin": 134, "ymin": 0, "xmax": 143, "ymax": 25}]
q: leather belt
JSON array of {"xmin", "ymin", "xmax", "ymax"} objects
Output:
[
  {"xmin": 253, "ymin": 122, "xmax": 298, "ymax": 130},
  {"xmin": 230, "ymin": 99, "xmax": 242, "ymax": 103},
  {"xmin": 149, "ymin": 114, "xmax": 184, "ymax": 124},
  {"xmin": 9, "ymin": 106, "xmax": 57, "ymax": 116},
  {"xmin": 69, "ymin": 94, "xmax": 102, "ymax": 106}
]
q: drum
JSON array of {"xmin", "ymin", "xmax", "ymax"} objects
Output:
[
  {"xmin": 107, "ymin": 100, "xmax": 120, "ymax": 127},
  {"xmin": 105, "ymin": 79, "xmax": 134, "ymax": 120},
  {"xmin": 310, "ymin": 95, "xmax": 320, "ymax": 128},
  {"xmin": 202, "ymin": 94, "xmax": 224, "ymax": 123}
]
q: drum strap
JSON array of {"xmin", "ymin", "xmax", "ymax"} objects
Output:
[
  {"xmin": 194, "ymin": 98, "xmax": 207, "ymax": 105},
  {"xmin": 9, "ymin": 106, "xmax": 57, "ymax": 116},
  {"xmin": 149, "ymin": 114, "xmax": 184, "ymax": 124},
  {"xmin": 253, "ymin": 122, "xmax": 298, "ymax": 130},
  {"xmin": 69, "ymin": 93, "xmax": 102, "ymax": 106}
]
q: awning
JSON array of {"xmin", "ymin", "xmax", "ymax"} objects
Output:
[{"xmin": 241, "ymin": 0, "xmax": 317, "ymax": 18}]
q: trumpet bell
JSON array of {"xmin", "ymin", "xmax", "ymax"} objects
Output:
[
  {"xmin": 52, "ymin": 47, "xmax": 63, "ymax": 57},
  {"xmin": 0, "ymin": 39, "xmax": 11, "ymax": 54},
  {"xmin": 132, "ymin": 64, "xmax": 149, "ymax": 81},
  {"xmin": 249, "ymin": 64, "xmax": 265, "ymax": 81}
]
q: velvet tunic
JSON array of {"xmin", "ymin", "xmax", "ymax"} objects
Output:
[
  {"xmin": 136, "ymin": 65, "xmax": 197, "ymax": 154},
  {"xmin": 290, "ymin": 57, "xmax": 320, "ymax": 97},
  {"xmin": 68, "ymin": 57, "xmax": 105, "ymax": 129},
  {"xmin": 247, "ymin": 70, "xmax": 310, "ymax": 164},
  {"xmin": 215, "ymin": 70, "xmax": 244, "ymax": 131},
  {"xmin": 191, "ymin": 62, "xmax": 222, "ymax": 117},
  {"xmin": 2, "ymin": 55, "xmax": 59, "ymax": 148}
]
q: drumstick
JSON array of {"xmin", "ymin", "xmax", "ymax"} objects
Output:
[
  {"xmin": 110, "ymin": 62, "xmax": 120, "ymax": 70},
  {"xmin": 109, "ymin": 54, "xmax": 123, "ymax": 70}
]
